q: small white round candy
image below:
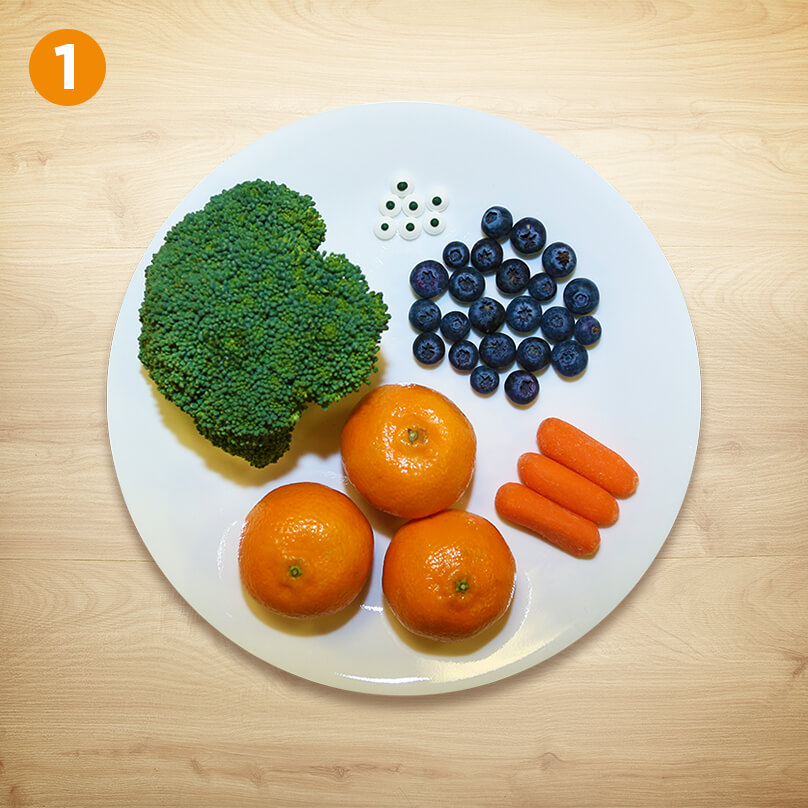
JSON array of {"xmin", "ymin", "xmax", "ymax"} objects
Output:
[
  {"xmin": 423, "ymin": 213, "xmax": 446, "ymax": 235},
  {"xmin": 426, "ymin": 190, "xmax": 449, "ymax": 212},
  {"xmin": 379, "ymin": 195, "xmax": 401, "ymax": 216},
  {"xmin": 398, "ymin": 217, "xmax": 422, "ymax": 240},
  {"xmin": 373, "ymin": 217, "xmax": 397, "ymax": 240},
  {"xmin": 391, "ymin": 173, "xmax": 414, "ymax": 198},
  {"xmin": 402, "ymin": 194, "xmax": 424, "ymax": 217}
]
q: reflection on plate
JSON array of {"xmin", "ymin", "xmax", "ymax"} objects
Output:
[{"xmin": 107, "ymin": 102, "xmax": 700, "ymax": 695}]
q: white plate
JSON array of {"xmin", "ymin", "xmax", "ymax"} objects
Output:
[{"xmin": 107, "ymin": 102, "xmax": 700, "ymax": 696}]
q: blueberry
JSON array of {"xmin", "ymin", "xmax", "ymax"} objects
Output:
[
  {"xmin": 504, "ymin": 370, "xmax": 539, "ymax": 405},
  {"xmin": 442, "ymin": 241, "xmax": 470, "ymax": 269},
  {"xmin": 448, "ymin": 340, "xmax": 479, "ymax": 372},
  {"xmin": 563, "ymin": 277, "xmax": 600, "ymax": 314},
  {"xmin": 540, "ymin": 306, "xmax": 575, "ymax": 342},
  {"xmin": 574, "ymin": 315, "xmax": 602, "ymax": 346},
  {"xmin": 505, "ymin": 296, "xmax": 542, "ymax": 334},
  {"xmin": 470, "ymin": 365, "xmax": 500, "ymax": 395},
  {"xmin": 479, "ymin": 333, "xmax": 516, "ymax": 370},
  {"xmin": 408, "ymin": 299, "xmax": 441, "ymax": 332},
  {"xmin": 448, "ymin": 267, "xmax": 485, "ymax": 302},
  {"xmin": 542, "ymin": 242, "xmax": 577, "ymax": 279},
  {"xmin": 495, "ymin": 258, "xmax": 530, "ymax": 295},
  {"xmin": 440, "ymin": 310, "xmax": 471, "ymax": 343},
  {"xmin": 527, "ymin": 272, "xmax": 557, "ymax": 302},
  {"xmin": 410, "ymin": 260, "xmax": 449, "ymax": 299},
  {"xmin": 509, "ymin": 216, "xmax": 547, "ymax": 255},
  {"xmin": 516, "ymin": 337, "xmax": 551, "ymax": 372},
  {"xmin": 470, "ymin": 238, "xmax": 503, "ymax": 274},
  {"xmin": 412, "ymin": 332, "xmax": 445, "ymax": 365},
  {"xmin": 468, "ymin": 296, "xmax": 506, "ymax": 334},
  {"xmin": 481, "ymin": 205, "xmax": 514, "ymax": 240},
  {"xmin": 551, "ymin": 339, "xmax": 588, "ymax": 377}
]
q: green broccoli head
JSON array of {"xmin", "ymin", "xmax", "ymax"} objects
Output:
[{"xmin": 138, "ymin": 179, "xmax": 389, "ymax": 467}]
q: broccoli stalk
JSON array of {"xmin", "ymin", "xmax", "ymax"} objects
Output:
[{"xmin": 138, "ymin": 179, "xmax": 389, "ymax": 467}]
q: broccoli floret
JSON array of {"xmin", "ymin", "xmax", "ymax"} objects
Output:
[{"xmin": 138, "ymin": 179, "xmax": 389, "ymax": 467}]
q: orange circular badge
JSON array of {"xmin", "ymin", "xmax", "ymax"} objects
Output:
[{"xmin": 29, "ymin": 30, "xmax": 105, "ymax": 106}]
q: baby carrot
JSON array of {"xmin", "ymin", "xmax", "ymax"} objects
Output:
[
  {"xmin": 495, "ymin": 482, "xmax": 600, "ymax": 557},
  {"xmin": 517, "ymin": 452, "xmax": 619, "ymax": 527},
  {"xmin": 537, "ymin": 417, "xmax": 639, "ymax": 498}
]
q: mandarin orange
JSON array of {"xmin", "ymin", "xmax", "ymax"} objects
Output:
[
  {"xmin": 238, "ymin": 482, "xmax": 373, "ymax": 618},
  {"xmin": 340, "ymin": 384, "xmax": 476, "ymax": 519},
  {"xmin": 382, "ymin": 509, "xmax": 516, "ymax": 642}
]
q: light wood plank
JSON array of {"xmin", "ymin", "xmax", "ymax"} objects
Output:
[
  {"xmin": 1, "ymin": 558, "xmax": 806, "ymax": 807},
  {"xmin": 2, "ymin": 0, "xmax": 807, "ymax": 805}
]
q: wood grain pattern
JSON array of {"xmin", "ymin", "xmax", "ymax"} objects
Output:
[{"xmin": 2, "ymin": 1, "xmax": 807, "ymax": 806}]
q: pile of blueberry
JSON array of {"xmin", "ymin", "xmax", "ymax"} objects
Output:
[{"xmin": 408, "ymin": 206, "xmax": 601, "ymax": 405}]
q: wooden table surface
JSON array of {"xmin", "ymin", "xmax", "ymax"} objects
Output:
[{"xmin": 3, "ymin": 2, "xmax": 807, "ymax": 806}]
